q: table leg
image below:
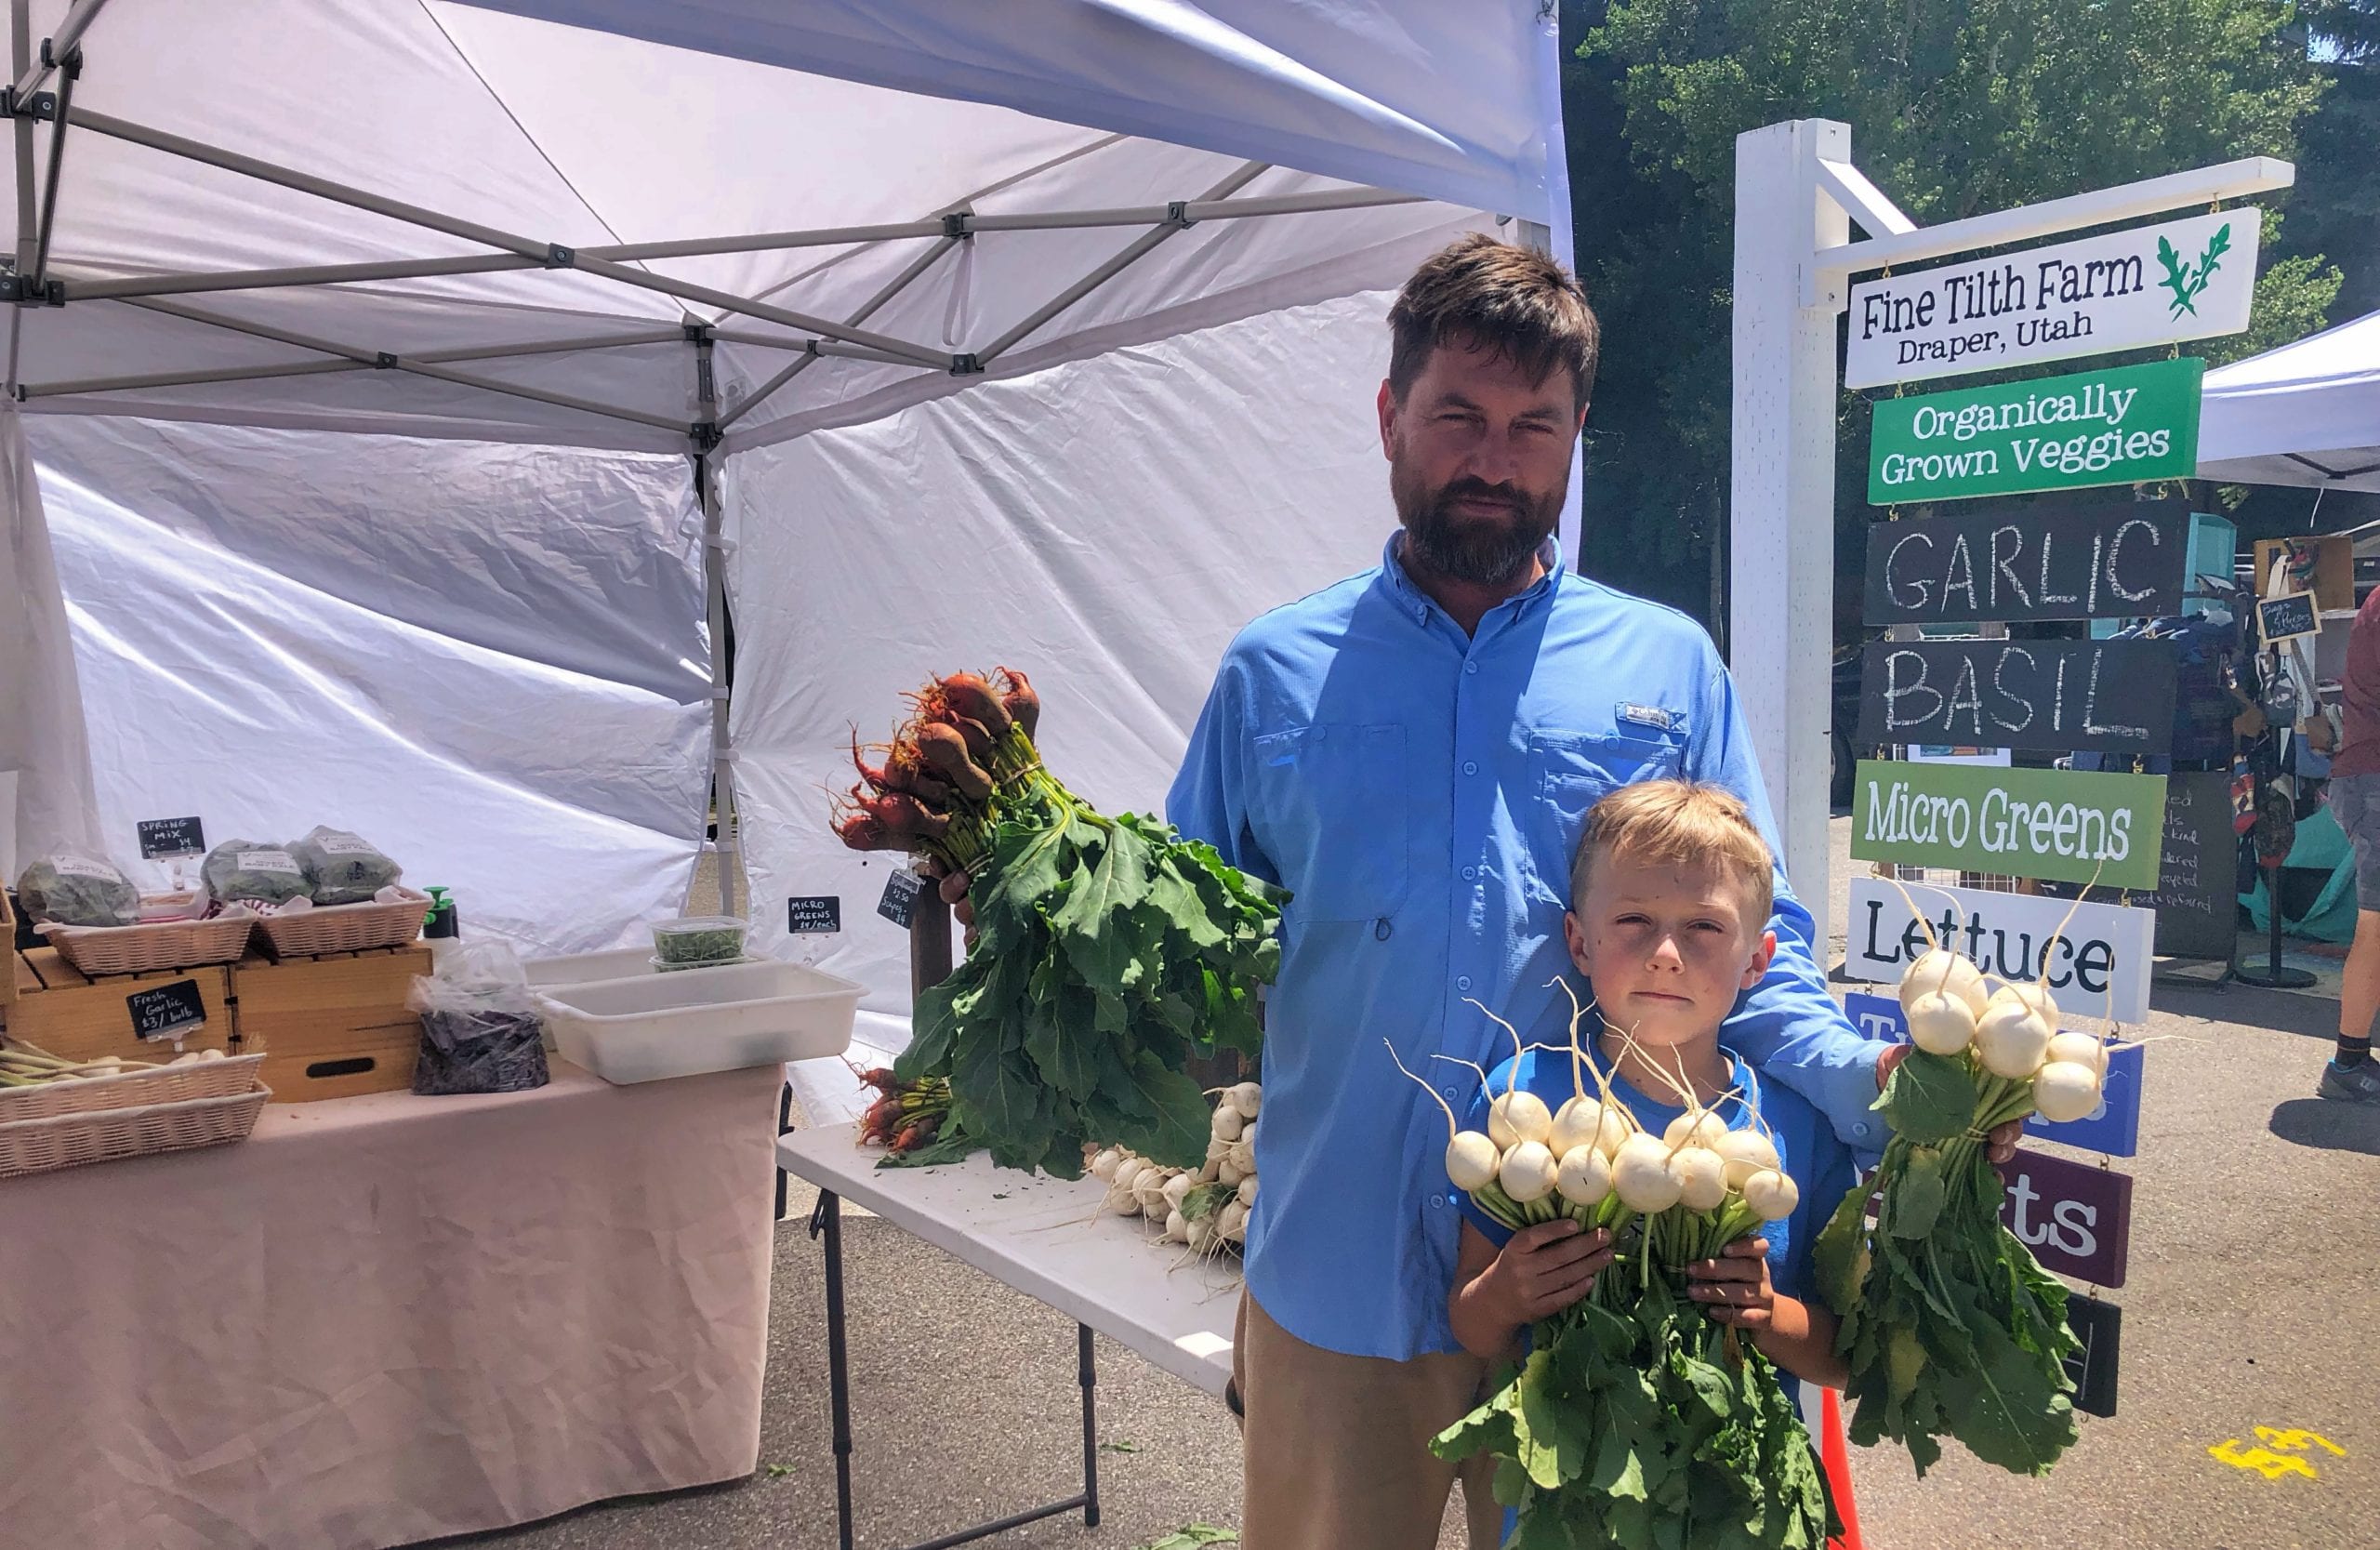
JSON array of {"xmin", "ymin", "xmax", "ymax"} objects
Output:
[
  {"xmin": 806, "ymin": 1189, "xmax": 1093, "ymax": 1550},
  {"xmin": 775, "ymin": 1081, "xmax": 794, "ymax": 1222},
  {"xmin": 1078, "ymin": 1322, "xmax": 1102, "ymax": 1527},
  {"xmin": 810, "ymin": 1190, "xmax": 857, "ymax": 1550}
]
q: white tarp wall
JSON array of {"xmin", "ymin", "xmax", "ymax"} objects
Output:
[
  {"xmin": 733, "ymin": 278, "xmax": 1472, "ymax": 1123},
  {"xmin": 33, "ymin": 417, "xmax": 712, "ymax": 952}
]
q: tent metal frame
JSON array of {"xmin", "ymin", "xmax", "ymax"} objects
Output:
[{"xmin": 1, "ymin": 12, "xmax": 1433, "ymax": 914}]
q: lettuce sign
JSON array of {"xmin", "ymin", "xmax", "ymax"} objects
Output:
[
  {"xmin": 1869, "ymin": 357, "xmax": 2203, "ymax": 504},
  {"xmin": 1851, "ymin": 760, "xmax": 2167, "ymax": 890}
]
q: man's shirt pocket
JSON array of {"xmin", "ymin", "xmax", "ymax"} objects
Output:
[{"xmin": 1250, "ymin": 722, "xmax": 1409, "ymax": 923}]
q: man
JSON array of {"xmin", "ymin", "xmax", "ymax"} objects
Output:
[
  {"xmin": 1160, "ymin": 234, "xmax": 1905, "ymax": 1550},
  {"xmin": 2317, "ymin": 579, "xmax": 2380, "ymax": 1105}
]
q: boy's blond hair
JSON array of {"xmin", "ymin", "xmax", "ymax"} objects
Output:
[{"xmin": 1569, "ymin": 779, "xmax": 1775, "ymax": 924}]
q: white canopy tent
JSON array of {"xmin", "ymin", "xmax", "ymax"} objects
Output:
[
  {"xmin": 0, "ymin": 0, "xmax": 1571, "ymax": 1120},
  {"xmin": 2199, "ymin": 307, "xmax": 2380, "ymax": 494}
]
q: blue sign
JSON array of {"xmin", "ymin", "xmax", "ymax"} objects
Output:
[{"xmin": 1842, "ymin": 991, "xmax": 2143, "ymax": 1157}]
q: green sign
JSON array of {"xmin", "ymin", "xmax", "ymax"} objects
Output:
[
  {"xmin": 1869, "ymin": 357, "xmax": 2204, "ymax": 505},
  {"xmin": 1851, "ymin": 760, "xmax": 2167, "ymax": 890}
]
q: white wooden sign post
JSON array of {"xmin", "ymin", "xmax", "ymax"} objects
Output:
[{"xmin": 1727, "ymin": 120, "xmax": 2293, "ymax": 944}]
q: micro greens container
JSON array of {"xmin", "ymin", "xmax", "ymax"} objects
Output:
[{"xmin": 650, "ymin": 915, "xmax": 750, "ymax": 967}]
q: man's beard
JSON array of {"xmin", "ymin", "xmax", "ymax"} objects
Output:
[{"xmin": 1392, "ymin": 459, "xmax": 1564, "ymax": 588}]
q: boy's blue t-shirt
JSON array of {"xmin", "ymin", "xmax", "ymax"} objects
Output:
[{"xmin": 1458, "ymin": 1041, "xmax": 1856, "ymax": 1308}]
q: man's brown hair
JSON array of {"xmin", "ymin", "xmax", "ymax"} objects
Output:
[
  {"xmin": 1387, "ymin": 233, "xmax": 1600, "ymax": 415},
  {"xmin": 1569, "ymin": 780, "xmax": 1776, "ymax": 925}
]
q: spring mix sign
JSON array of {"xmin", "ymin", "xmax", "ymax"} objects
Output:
[
  {"xmin": 1868, "ymin": 358, "xmax": 2203, "ymax": 504},
  {"xmin": 1845, "ymin": 208, "xmax": 2261, "ymax": 388}
]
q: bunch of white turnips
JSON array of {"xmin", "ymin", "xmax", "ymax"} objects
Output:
[
  {"xmin": 1395, "ymin": 987, "xmax": 1801, "ymax": 1237},
  {"xmin": 1090, "ymin": 1080, "xmax": 1259, "ymax": 1262},
  {"xmin": 1896, "ymin": 934, "xmax": 2109, "ymax": 1124}
]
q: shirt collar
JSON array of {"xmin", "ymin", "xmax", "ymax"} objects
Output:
[{"xmin": 1378, "ymin": 530, "xmax": 1567, "ymax": 628}]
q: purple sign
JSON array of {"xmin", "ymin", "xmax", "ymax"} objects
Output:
[{"xmin": 1994, "ymin": 1147, "xmax": 2133, "ymax": 1288}]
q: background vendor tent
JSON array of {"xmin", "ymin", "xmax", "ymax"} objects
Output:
[
  {"xmin": 0, "ymin": 0, "xmax": 1572, "ymax": 1123},
  {"xmin": 2199, "ymin": 307, "xmax": 2380, "ymax": 494}
]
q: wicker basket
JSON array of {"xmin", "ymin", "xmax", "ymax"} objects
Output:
[
  {"xmin": 0, "ymin": 1080, "xmax": 271, "ymax": 1179},
  {"xmin": 0, "ymin": 1053, "xmax": 266, "ymax": 1124},
  {"xmin": 254, "ymin": 889, "xmax": 430, "ymax": 960},
  {"xmin": 42, "ymin": 915, "xmax": 256, "ymax": 978}
]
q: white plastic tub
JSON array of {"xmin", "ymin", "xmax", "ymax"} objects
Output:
[
  {"xmin": 532, "ymin": 960, "xmax": 863, "ymax": 1083},
  {"xmin": 522, "ymin": 947, "xmax": 657, "ymax": 991}
]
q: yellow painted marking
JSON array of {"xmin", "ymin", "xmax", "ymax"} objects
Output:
[{"xmin": 2254, "ymin": 1427, "xmax": 2346, "ymax": 1458}]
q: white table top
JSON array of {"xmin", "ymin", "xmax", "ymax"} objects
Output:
[{"xmin": 776, "ymin": 1125, "xmax": 1239, "ymax": 1397}]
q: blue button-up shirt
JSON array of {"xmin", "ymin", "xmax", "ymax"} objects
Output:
[{"xmin": 1166, "ymin": 535, "xmax": 1890, "ymax": 1360}]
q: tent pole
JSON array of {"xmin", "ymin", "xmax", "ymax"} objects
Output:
[
  {"xmin": 18, "ymin": 325, "xmax": 695, "ymax": 399},
  {"xmin": 27, "ymin": 46, "xmax": 73, "ymax": 285},
  {"xmin": 977, "ymin": 161, "xmax": 1269, "ymax": 364},
  {"xmin": 9, "ymin": 0, "xmax": 105, "ymax": 102},
  {"xmin": 63, "ymin": 185, "xmax": 1425, "ymax": 304},
  {"xmin": 116, "ymin": 296, "xmax": 692, "ymax": 434},
  {"xmin": 718, "ymin": 234, "xmax": 960, "ymax": 436},
  {"xmin": 65, "ymin": 105, "xmax": 949, "ymax": 367},
  {"xmin": 692, "ymin": 332, "xmax": 736, "ymax": 918},
  {"xmin": 6, "ymin": 0, "xmax": 30, "ymax": 394}
]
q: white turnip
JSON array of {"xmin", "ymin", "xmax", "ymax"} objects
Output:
[
  {"xmin": 2030, "ymin": 1060, "xmax": 2102, "ymax": 1123},
  {"xmin": 1500, "ymin": 1140, "xmax": 1559, "ymax": 1204}
]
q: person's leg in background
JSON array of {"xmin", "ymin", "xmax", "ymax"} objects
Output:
[{"xmin": 2322, "ymin": 775, "xmax": 2380, "ymax": 1105}]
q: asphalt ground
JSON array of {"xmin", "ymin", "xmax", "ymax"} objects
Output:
[{"xmin": 451, "ymin": 822, "xmax": 2380, "ymax": 1550}]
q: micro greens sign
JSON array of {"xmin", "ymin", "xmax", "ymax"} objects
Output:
[
  {"xmin": 1851, "ymin": 760, "xmax": 2167, "ymax": 891},
  {"xmin": 1844, "ymin": 207, "xmax": 2260, "ymax": 388},
  {"xmin": 1868, "ymin": 358, "xmax": 2203, "ymax": 504}
]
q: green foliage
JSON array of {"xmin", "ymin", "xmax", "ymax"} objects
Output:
[
  {"xmin": 1813, "ymin": 1133, "xmax": 2082, "ymax": 1477},
  {"xmin": 893, "ymin": 806, "xmax": 1282, "ymax": 1175},
  {"xmin": 1436, "ymin": 1278, "xmax": 1837, "ymax": 1548},
  {"xmin": 1561, "ymin": 0, "xmax": 2344, "ymax": 632}
]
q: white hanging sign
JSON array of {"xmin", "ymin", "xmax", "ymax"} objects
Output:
[
  {"xmin": 1844, "ymin": 878, "xmax": 2154, "ymax": 1022},
  {"xmin": 1845, "ymin": 208, "xmax": 2261, "ymax": 389}
]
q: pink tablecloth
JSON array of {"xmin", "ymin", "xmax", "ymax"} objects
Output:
[{"xmin": 0, "ymin": 1061, "xmax": 783, "ymax": 1550}]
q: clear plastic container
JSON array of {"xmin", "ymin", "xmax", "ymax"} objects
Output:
[{"xmin": 650, "ymin": 915, "xmax": 749, "ymax": 967}]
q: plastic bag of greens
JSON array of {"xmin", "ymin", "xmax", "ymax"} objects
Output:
[
  {"xmin": 406, "ymin": 939, "xmax": 549, "ymax": 1096},
  {"xmin": 290, "ymin": 826, "xmax": 403, "ymax": 906},
  {"xmin": 201, "ymin": 840, "xmax": 311, "ymax": 909},
  {"xmin": 16, "ymin": 852, "xmax": 140, "ymax": 927}
]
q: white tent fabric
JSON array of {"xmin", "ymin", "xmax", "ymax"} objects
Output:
[
  {"xmin": 2199, "ymin": 309, "xmax": 2380, "ymax": 493},
  {"xmin": 34, "ymin": 417, "xmax": 712, "ymax": 952},
  {"xmin": 730, "ymin": 280, "xmax": 1472, "ymax": 1123},
  {"xmin": 0, "ymin": 407, "xmax": 103, "ymax": 863},
  {"xmin": 0, "ymin": 0, "xmax": 1568, "ymax": 1078}
]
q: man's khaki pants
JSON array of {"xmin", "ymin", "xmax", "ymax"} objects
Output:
[{"xmin": 1235, "ymin": 1292, "xmax": 1504, "ymax": 1550}]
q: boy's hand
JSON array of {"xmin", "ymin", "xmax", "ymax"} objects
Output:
[
  {"xmin": 1686, "ymin": 1237, "xmax": 1775, "ymax": 1330},
  {"xmin": 1877, "ymin": 1044, "xmax": 2022, "ymax": 1162},
  {"xmin": 1472, "ymin": 1222, "xmax": 1614, "ymax": 1328}
]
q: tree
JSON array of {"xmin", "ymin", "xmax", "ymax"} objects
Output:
[
  {"xmin": 1560, "ymin": 0, "xmax": 2343, "ymax": 638},
  {"xmin": 2280, "ymin": 1, "xmax": 2380, "ymax": 321}
]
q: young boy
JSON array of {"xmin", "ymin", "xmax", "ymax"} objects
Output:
[{"xmin": 1448, "ymin": 779, "xmax": 1853, "ymax": 1389}]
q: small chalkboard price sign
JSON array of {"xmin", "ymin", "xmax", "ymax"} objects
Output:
[
  {"xmin": 876, "ymin": 869, "xmax": 925, "ymax": 929},
  {"xmin": 126, "ymin": 979, "xmax": 207, "ymax": 1041},
  {"xmin": 2064, "ymin": 1296, "xmax": 2122, "ymax": 1418},
  {"xmin": 2256, "ymin": 590, "xmax": 2319, "ymax": 645},
  {"xmin": 137, "ymin": 816, "xmax": 207, "ymax": 860},
  {"xmin": 787, "ymin": 895, "xmax": 842, "ymax": 935}
]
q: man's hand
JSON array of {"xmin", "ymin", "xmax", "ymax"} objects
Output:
[
  {"xmin": 1876, "ymin": 1043, "xmax": 2022, "ymax": 1163},
  {"xmin": 925, "ymin": 861, "xmax": 978, "ymax": 949},
  {"xmin": 1686, "ymin": 1238, "xmax": 1775, "ymax": 1330},
  {"xmin": 1464, "ymin": 1222, "xmax": 1613, "ymax": 1331}
]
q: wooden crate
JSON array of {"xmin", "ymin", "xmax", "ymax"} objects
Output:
[
  {"xmin": 231, "ymin": 947, "xmax": 430, "ymax": 1103},
  {"xmin": 2, "ymin": 891, "xmax": 17, "ymax": 1011},
  {"xmin": 4, "ymin": 947, "xmax": 236, "ymax": 1064}
]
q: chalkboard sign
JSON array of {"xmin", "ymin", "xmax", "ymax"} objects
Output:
[
  {"xmin": 787, "ymin": 895, "xmax": 842, "ymax": 934},
  {"xmin": 1863, "ymin": 499, "xmax": 2192, "ymax": 626},
  {"xmin": 2065, "ymin": 1295, "xmax": 2122, "ymax": 1418},
  {"xmin": 1855, "ymin": 639, "xmax": 2178, "ymax": 755},
  {"xmin": 126, "ymin": 979, "xmax": 207, "ymax": 1041},
  {"xmin": 137, "ymin": 816, "xmax": 206, "ymax": 860},
  {"xmin": 2255, "ymin": 590, "xmax": 2319, "ymax": 645},
  {"xmin": 2044, "ymin": 769, "xmax": 2237, "ymax": 961},
  {"xmin": 877, "ymin": 869, "xmax": 925, "ymax": 929}
]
